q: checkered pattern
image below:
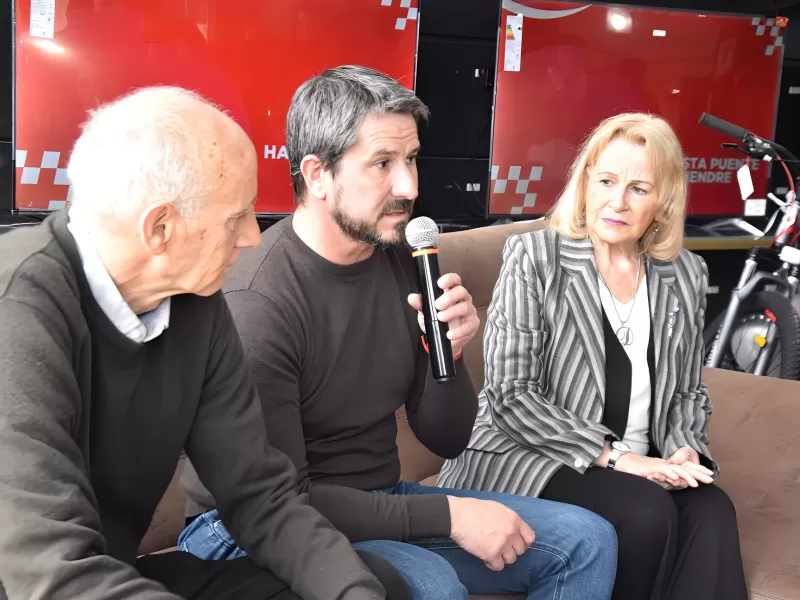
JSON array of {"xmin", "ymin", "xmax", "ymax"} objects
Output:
[
  {"xmin": 751, "ymin": 16, "xmax": 785, "ymax": 56},
  {"xmin": 15, "ymin": 149, "xmax": 73, "ymax": 210},
  {"xmin": 380, "ymin": 0, "xmax": 418, "ymax": 30},
  {"xmin": 491, "ymin": 164, "xmax": 544, "ymax": 215}
]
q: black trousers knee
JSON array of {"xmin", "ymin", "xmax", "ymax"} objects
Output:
[
  {"xmin": 137, "ymin": 549, "xmax": 410, "ymax": 600},
  {"xmin": 540, "ymin": 465, "xmax": 747, "ymax": 600}
]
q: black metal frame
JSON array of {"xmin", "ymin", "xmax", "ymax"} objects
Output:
[{"xmin": 1, "ymin": 0, "xmax": 13, "ymax": 212}]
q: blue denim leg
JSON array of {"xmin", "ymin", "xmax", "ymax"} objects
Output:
[
  {"xmin": 177, "ymin": 509, "xmax": 247, "ymax": 560},
  {"xmin": 354, "ymin": 540, "xmax": 468, "ymax": 600},
  {"xmin": 397, "ymin": 483, "xmax": 618, "ymax": 600},
  {"xmin": 179, "ymin": 507, "xmax": 468, "ymax": 599}
]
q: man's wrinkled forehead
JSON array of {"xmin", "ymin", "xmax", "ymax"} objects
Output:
[{"xmin": 348, "ymin": 113, "xmax": 420, "ymax": 159}]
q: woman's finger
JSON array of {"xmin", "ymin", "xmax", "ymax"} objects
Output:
[
  {"xmin": 681, "ymin": 461, "xmax": 714, "ymax": 478},
  {"xmin": 653, "ymin": 464, "xmax": 685, "ymax": 487},
  {"xmin": 680, "ymin": 462, "xmax": 715, "ymax": 483},
  {"xmin": 656, "ymin": 463, "xmax": 681, "ymax": 482},
  {"xmin": 647, "ymin": 474, "xmax": 673, "ymax": 490},
  {"xmin": 669, "ymin": 464, "xmax": 699, "ymax": 487}
]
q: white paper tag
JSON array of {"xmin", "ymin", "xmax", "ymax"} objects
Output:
[
  {"xmin": 30, "ymin": 0, "xmax": 56, "ymax": 39},
  {"xmin": 744, "ymin": 199, "xmax": 767, "ymax": 217},
  {"xmin": 504, "ymin": 14, "xmax": 523, "ymax": 72},
  {"xmin": 736, "ymin": 164, "xmax": 754, "ymax": 200}
]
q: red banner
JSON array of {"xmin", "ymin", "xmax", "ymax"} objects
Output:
[
  {"xmin": 14, "ymin": 0, "xmax": 419, "ymax": 214},
  {"xmin": 490, "ymin": 1, "xmax": 784, "ymax": 217}
]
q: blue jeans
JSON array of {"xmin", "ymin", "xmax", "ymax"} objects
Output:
[{"xmin": 179, "ymin": 482, "xmax": 617, "ymax": 600}]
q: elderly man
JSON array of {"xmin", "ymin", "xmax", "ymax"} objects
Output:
[
  {"xmin": 179, "ymin": 66, "xmax": 618, "ymax": 600},
  {"xmin": 0, "ymin": 86, "xmax": 408, "ymax": 600}
]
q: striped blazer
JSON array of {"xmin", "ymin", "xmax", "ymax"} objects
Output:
[{"xmin": 437, "ymin": 228, "xmax": 717, "ymax": 498}]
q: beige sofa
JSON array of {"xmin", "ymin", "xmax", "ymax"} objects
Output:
[{"xmin": 140, "ymin": 220, "xmax": 800, "ymax": 600}]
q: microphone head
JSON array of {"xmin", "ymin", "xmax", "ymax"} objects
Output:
[{"xmin": 405, "ymin": 216, "xmax": 439, "ymax": 250}]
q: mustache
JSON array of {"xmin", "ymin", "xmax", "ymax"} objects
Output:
[{"xmin": 380, "ymin": 199, "xmax": 414, "ymax": 217}]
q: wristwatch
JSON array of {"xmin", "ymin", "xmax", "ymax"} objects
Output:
[{"xmin": 606, "ymin": 441, "xmax": 631, "ymax": 470}]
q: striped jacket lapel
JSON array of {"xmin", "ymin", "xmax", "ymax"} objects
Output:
[
  {"xmin": 647, "ymin": 259, "xmax": 684, "ymax": 447},
  {"xmin": 559, "ymin": 236, "xmax": 605, "ymax": 401}
]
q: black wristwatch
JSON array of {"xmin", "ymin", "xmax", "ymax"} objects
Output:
[{"xmin": 606, "ymin": 441, "xmax": 631, "ymax": 470}]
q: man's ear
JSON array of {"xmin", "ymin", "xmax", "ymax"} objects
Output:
[
  {"xmin": 138, "ymin": 202, "xmax": 177, "ymax": 255},
  {"xmin": 300, "ymin": 155, "xmax": 328, "ymax": 201}
]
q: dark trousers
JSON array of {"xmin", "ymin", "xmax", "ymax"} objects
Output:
[
  {"xmin": 540, "ymin": 465, "xmax": 747, "ymax": 600},
  {"xmin": 136, "ymin": 549, "xmax": 410, "ymax": 600}
]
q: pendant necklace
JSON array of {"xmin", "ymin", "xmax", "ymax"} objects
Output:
[{"xmin": 598, "ymin": 257, "xmax": 641, "ymax": 347}]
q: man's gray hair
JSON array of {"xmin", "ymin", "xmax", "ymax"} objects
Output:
[
  {"xmin": 67, "ymin": 86, "xmax": 251, "ymax": 227},
  {"xmin": 286, "ymin": 65, "xmax": 430, "ymax": 204}
]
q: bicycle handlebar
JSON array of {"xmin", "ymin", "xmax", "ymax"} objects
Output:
[
  {"xmin": 698, "ymin": 112, "xmax": 800, "ymax": 176},
  {"xmin": 698, "ymin": 112, "xmax": 749, "ymax": 141}
]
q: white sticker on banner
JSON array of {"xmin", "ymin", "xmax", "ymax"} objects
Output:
[
  {"xmin": 504, "ymin": 14, "xmax": 523, "ymax": 72},
  {"xmin": 736, "ymin": 164, "xmax": 754, "ymax": 200},
  {"xmin": 744, "ymin": 198, "xmax": 767, "ymax": 217},
  {"xmin": 30, "ymin": 0, "xmax": 56, "ymax": 39}
]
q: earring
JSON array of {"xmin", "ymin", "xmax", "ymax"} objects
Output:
[{"xmin": 654, "ymin": 223, "xmax": 659, "ymax": 233}]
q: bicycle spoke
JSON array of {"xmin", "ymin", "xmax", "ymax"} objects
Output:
[
  {"xmin": 768, "ymin": 361, "xmax": 783, "ymax": 377},
  {"xmin": 732, "ymin": 328, "xmax": 748, "ymax": 364},
  {"xmin": 739, "ymin": 353, "xmax": 760, "ymax": 374}
]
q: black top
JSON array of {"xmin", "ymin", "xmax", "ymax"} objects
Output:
[
  {"xmin": 181, "ymin": 216, "xmax": 480, "ymax": 543},
  {"xmin": 0, "ymin": 211, "xmax": 385, "ymax": 600}
]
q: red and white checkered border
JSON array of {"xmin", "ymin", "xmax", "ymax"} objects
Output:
[
  {"xmin": 15, "ymin": 149, "xmax": 72, "ymax": 210},
  {"xmin": 380, "ymin": 0, "xmax": 418, "ymax": 30},
  {"xmin": 491, "ymin": 164, "xmax": 544, "ymax": 215},
  {"xmin": 751, "ymin": 16, "xmax": 785, "ymax": 56}
]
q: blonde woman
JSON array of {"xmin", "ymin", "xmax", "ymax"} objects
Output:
[{"xmin": 438, "ymin": 113, "xmax": 747, "ymax": 600}]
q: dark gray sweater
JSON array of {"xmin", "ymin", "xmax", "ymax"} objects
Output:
[
  {"xmin": 0, "ymin": 211, "xmax": 385, "ymax": 600},
  {"xmin": 182, "ymin": 217, "xmax": 479, "ymax": 543}
]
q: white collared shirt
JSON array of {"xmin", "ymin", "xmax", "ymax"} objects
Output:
[{"xmin": 67, "ymin": 216, "xmax": 170, "ymax": 344}]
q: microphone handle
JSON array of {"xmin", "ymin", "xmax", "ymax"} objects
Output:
[{"xmin": 412, "ymin": 246, "xmax": 456, "ymax": 382}]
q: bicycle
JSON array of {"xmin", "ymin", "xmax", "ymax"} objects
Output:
[{"xmin": 698, "ymin": 112, "xmax": 800, "ymax": 380}]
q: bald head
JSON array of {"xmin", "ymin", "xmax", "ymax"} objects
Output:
[{"xmin": 67, "ymin": 86, "xmax": 255, "ymax": 228}]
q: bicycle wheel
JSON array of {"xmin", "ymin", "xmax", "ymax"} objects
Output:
[{"xmin": 704, "ymin": 290, "xmax": 800, "ymax": 380}]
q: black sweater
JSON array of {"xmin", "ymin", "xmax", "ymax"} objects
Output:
[
  {"xmin": 0, "ymin": 211, "xmax": 385, "ymax": 600},
  {"xmin": 181, "ymin": 216, "xmax": 479, "ymax": 542}
]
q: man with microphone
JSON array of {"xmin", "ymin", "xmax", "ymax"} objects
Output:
[{"xmin": 179, "ymin": 66, "xmax": 617, "ymax": 599}]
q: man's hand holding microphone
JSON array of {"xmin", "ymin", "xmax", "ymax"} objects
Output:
[{"xmin": 405, "ymin": 217, "xmax": 535, "ymax": 570}]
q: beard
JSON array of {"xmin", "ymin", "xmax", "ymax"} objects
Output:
[{"xmin": 331, "ymin": 190, "xmax": 413, "ymax": 248}]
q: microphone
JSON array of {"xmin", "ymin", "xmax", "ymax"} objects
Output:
[{"xmin": 405, "ymin": 217, "xmax": 456, "ymax": 383}]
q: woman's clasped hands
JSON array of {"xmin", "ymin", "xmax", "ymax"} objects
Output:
[{"xmin": 614, "ymin": 446, "xmax": 715, "ymax": 491}]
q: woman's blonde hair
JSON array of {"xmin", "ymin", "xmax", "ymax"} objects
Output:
[{"xmin": 547, "ymin": 113, "xmax": 686, "ymax": 261}]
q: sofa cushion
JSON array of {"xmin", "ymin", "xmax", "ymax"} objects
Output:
[
  {"xmin": 438, "ymin": 220, "xmax": 547, "ymax": 312},
  {"xmin": 703, "ymin": 368, "xmax": 800, "ymax": 600},
  {"xmin": 438, "ymin": 220, "xmax": 547, "ymax": 404}
]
